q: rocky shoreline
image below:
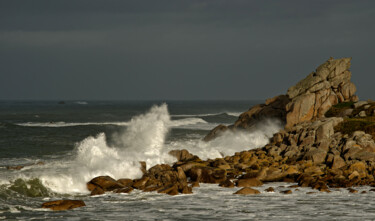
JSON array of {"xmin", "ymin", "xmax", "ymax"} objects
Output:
[{"xmin": 42, "ymin": 57, "xmax": 375, "ymax": 211}]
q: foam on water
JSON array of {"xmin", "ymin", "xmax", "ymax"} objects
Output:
[
  {"xmin": 2, "ymin": 104, "xmax": 281, "ymax": 195},
  {"xmin": 165, "ymin": 118, "xmax": 282, "ymax": 159}
]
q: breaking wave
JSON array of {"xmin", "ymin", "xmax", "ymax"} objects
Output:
[
  {"xmin": 16, "ymin": 118, "xmax": 208, "ymax": 129},
  {"xmin": 1, "ymin": 104, "xmax": 282, "ymax": 195}
]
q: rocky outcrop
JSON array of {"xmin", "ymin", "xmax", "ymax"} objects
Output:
[
  {"xmin": 286, "ymin": 57, "xmax": 357, "ymax": 128},
  {"xmin": 84, "ymin": 57, "xmax": 375, "ymax": 198},
  {"xmin": 42, "ymin": 200, "xmax": 85, "ymax": 211},
  {"xmin": 204, "ymin": 57, "xmax": 358, "ymax": 140}
]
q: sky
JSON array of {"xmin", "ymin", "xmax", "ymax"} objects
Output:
[{"xmin": 0, "ymin": 0, "xmax": 374, "ymax": 100}]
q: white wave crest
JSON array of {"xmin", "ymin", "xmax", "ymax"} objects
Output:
[
  {"xmin": 38, "ymin": 104, "xmax": 175, "ymax": 194},
  {"xmin": 16, "ymin": 118, "xmax": 207, "ymax": 129},
  {"xmin": 4, "ymin": 104, "xmax": 282, "ymax": 195},
  {"xmin": 165, "ymin": 119, "xmax": 282, "ymax": 159}
]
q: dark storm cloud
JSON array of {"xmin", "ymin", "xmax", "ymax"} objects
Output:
[{"xmin": 0, "ymin": 0, "xmax": 374, "ymax": 100}]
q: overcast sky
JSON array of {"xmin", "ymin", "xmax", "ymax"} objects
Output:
[{"xmin": 0, "ymin": 0, "xmax": 374, "ymax": 100}]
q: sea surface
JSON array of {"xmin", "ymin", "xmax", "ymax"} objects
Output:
[{"xmin": 1, "ymin": 100, "xmax": 375, "ymax": 220}]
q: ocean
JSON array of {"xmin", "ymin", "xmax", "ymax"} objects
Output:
[{"xmin": 1, "ymin": 100, "xmax": 375, "ymax": 220}]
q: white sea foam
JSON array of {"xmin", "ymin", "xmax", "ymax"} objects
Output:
[
  {"xmin": 165, "ymin": 118, "xmax": 282, "ymax": 159},
  {"xmin": 5, "ymin": 104, "xmax": 281, "ymax": 195}
]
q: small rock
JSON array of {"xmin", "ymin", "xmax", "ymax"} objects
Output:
[
  {"xmin": 280, "ymin": 190, "xmax": 292, "ymax": 194},
  {"xmin": 234, "ymin": 187, "xmax": 260, "ymax": 195},
  {"xmin": 265, "ymin": 187, "xmax": 275, "ymax": 192},
  {"xmin": 219, "ymin": 179, "xmax": 235, "ymax": 188},
  {"xmin": 42, "ymin": 200, "xmax": 85, "ymax": 211},
  {"xmin": 359, "ymin": 111, "xmax": 367, "ymax": 117},
  {"xmin": 348, "ymin": 188, "xmax": 358, "ymax": 193}
]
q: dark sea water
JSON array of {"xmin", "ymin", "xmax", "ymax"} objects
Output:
[{"xmin": 1, "ymin": 100, "xmax": 375, "ymax": 220}]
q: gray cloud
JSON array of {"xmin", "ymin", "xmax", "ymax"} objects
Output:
[{"xmin": 1, "ymin": 0, "xmax": 374, "ymax": 100}]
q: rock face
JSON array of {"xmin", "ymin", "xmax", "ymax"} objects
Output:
[
  {"xmin": 204, "ymin": 57, "xmax": 357, "ymax": 140},
  {"xmin": 42, "ymin": 200, "xmax": 85, "ymax": 211},
  {"xmin": 286, "ymin": 58, "xmax": 357, "ymax": 128}
]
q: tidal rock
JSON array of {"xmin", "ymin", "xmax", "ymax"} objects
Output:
[
  {"xmin": 42, "ymin": 200, "xmax": 85, "ymax": 211},
  {"xmin": 265, "ymin": 187, "xmax": 275, "ymax": 192},
  {"xmin": 219, "ymin": 179, "xmax": 235, "ymax": 188},
  {"xmin": 234, "ymin": 187, "xmax": 260, "ymax": 195},
  {"xmin": 87, "ymin": 176, "xmax": 124, "ymax": 192}
]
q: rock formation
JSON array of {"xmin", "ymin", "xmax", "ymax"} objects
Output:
[
  {"xmin": 61, "ymin": 57, "xmax": 375, "ymax": 205},
  {"xmin": 204, "ymin": 57, "xmax": 358, "ymax": 141},
  {"xmin": 286, "ymin": 57, "xmax": 357, "ymax": 128}
]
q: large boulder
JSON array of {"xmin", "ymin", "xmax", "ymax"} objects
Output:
[
  {"xmin": 234, "ymin": 187, "xmax": 260, "ymax": 195},
  {"xmin": 87, "ymin": 176, "xmax": 124, "ymax": 193}
]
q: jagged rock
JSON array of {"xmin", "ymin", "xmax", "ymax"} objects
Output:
[
  {"xmin": 42, "ymin": 200, "xmax": 85, "ymax": 211},
  {"xmin": 286, "ymin": 58, "xmax": 355, "ymax": 128},
  {"xmin": 203, "ymin": 124, "xmax": 228, "ymax": 141},
  {"xmin": 234, "ymin": 187, "xmax": 260, "ymax": 195},
  {"xmin": 331, "ymin": 156, "xmax": 346, "ymax": 169},
  {"xmin": 188, "ymin": 167, "xmax": 227, "ymax": 184},
  {"xmin": 87, "ymin": 176, "xmax": 124, "ymax": 192}
]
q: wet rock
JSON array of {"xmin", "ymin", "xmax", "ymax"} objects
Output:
[
  {"xmin": 189, "ymin": 167, "xmax": 227, "ymax": 184},
  {"xmin": 234, "ymin": 187, "xmax": 260, "ymax": 195},
  {"xmin": 219, "ymin": 179, "xmax": 235, "ymax": 188},
  {"xmin": 87, "ymin": 176, "xmax": 124, "ymax": 192},
  {"xmin": 348, "ymin": 188, "xmax": 358, "ymax": 193},
  {"xmin": 90, "ymin": 187, "xmax": 105, "ymax": 196},
  {"xmin": 114, "ymin": 187, "xmax": 134, "ymax": 194},
  {"xmin": 117, "ymin": 179, "xmax": 133, "ymax": 187},
  {"xmin": 203, "ymin": 124, "xmax": 228, "ymax": 141},
  {"xmin": 42, "ymin": 200, "xmax": 85, "ymax": 211},
  {"xmin": 158, "ymin": 184, "xmax": 179, "ymax": 195},
  {"xmin": 280, "ymin": 190, "xmax": 292, "ymax": 194},
  {"xmin": 132, "ymin": 177, "xmax": 150, "ymax": 190},
  {"xmin": 191, "ymin": 182, "xmax": 200, "ymax": 188},
  {"xmin": 265, "ymin": 187, "xmax": 275, "ymax": 192}
]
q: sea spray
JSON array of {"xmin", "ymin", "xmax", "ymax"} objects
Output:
[
  {"xmin": 165, "ymin": 118, "xmax": 283, "ymax": 159},
  {"xmin": 2, "ymin": 104, "xmax": 282, "ymax": 195},
  {"xmin": 39, "ymin": 103, "xmax": 175, "ymax": 194}
]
